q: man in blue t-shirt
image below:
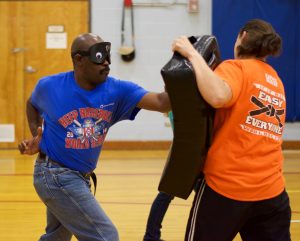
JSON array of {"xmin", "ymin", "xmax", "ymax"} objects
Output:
[{"xmin": 18, "ymin": 33, "xmax": 170, "ymax": 241}]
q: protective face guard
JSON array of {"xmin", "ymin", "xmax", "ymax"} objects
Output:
[{"xmin": 71, "ymin": 42, "xmax": 111, "ymax": 64}]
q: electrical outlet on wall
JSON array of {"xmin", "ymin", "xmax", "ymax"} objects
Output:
[{"xmin": 188, "ymin": 0, "xmax": 199, "ymax": 13}]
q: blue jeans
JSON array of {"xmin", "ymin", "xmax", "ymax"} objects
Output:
[
  {"xmin": 143, "ymin": 192, "xmax": 174, "ymax": 241},
  {"xmin": 33, "ymin": 156, "xmax": 119, "ymax": 241}
]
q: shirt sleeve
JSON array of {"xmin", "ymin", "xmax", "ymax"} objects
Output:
[
  {"xmin": 214, "ymin": 60, "xmax": 244, "ymax": 107},
  {"xmin": 112, "ymin": 80, "xmax": 148, "ymax": 124}
]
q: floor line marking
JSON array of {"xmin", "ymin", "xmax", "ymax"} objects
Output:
[{"xmin": 291, "ymin": 220, "xmax": 300, "ymax": 223}]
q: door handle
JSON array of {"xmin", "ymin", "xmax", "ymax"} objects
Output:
[
  {"xmin": 24, "ymin": 65, "xmax": 37, "ymax": 73},
  {"xmin": 11, "ymin": 47, "xmax": 27, "ymax": 53}
]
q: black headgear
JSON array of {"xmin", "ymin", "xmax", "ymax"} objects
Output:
[{"xmin": 71, "ymin": 42, "xmax": 111, "ymax": 64}]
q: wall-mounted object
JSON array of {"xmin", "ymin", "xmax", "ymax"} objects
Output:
[
  {"xmin": 133, "ymin": 0, "xmax": 186, "ymax": 7},
  {"xmin": 119, "ymin": 0, "xmax": 135, "ymax": 62},
  {"xmin": 46, "ymin": 32, "xmax": 67, "ymax": 49},
  {"xmin": 188, "ymin": 0, "xmax": 199, "ymax": 13},
  {"xmin": 0, "ymin": 124, "xmax": 14, "ymax": 142},
  {"xmin": 48, "ymin": 25, "xmax": 64, "ymax": 33}
]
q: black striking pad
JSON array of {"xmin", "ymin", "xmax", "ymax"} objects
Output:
[{"xmin": 158, "ymin": 35, "xmax": 221, "ymax": 199}]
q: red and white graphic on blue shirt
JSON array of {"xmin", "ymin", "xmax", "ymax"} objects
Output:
[
  {"xmin": 59, "ymin": 107, "xmax": 112, "ymax": 149},
  {"xmin": 69, "ymin": 118, "xmax": 107, "ymax": 142}
]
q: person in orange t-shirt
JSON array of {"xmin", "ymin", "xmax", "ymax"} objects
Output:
[{"xmin": 172, "ymin": 19, "xmax": 291, "ymax": 241}]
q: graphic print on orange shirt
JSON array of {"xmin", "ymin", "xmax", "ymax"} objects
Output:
[{"xmin": 240, "ymin": 75, "xmax": 285, "ymax": 142}]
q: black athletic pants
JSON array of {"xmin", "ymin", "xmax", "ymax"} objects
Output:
[{"xmin": 185, "ymin": 180, "xmax": 291, "ymax": 241}]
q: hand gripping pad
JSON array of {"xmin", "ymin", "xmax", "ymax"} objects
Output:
[{"xmin": 158, "ymin": 35, "xmax": 221, "ymax": 199}]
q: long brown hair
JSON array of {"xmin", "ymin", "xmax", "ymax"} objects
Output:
[{"xmin": 236, "ymin": 19, "xmax": 282, "ymax": 58}]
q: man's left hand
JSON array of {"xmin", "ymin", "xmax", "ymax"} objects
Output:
[{"xmin": 18, "ymin": 127, "xmax": 42, "ymax": 155}]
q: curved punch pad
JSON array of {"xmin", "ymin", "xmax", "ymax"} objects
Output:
[{"xmin": 158, "ymin": 35, "xmax": 221, "ymax": 199}]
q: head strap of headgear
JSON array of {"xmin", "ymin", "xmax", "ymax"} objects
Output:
[{"xmin": 71, "ymin": 42, "xmax": 111, "ymax": 64}]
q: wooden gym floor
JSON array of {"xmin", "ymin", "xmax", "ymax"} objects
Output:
[{"xmin": 0, "ymin": 149, "xmax": 299, "ymax": 241}]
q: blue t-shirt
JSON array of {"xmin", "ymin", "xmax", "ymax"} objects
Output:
[{"xmin": 31, "ymin": 71, "xmax": 148, "ymax": 173}]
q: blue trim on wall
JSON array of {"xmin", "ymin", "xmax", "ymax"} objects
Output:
[{"xmin": 212, "ymin": 0, "xmax": 300, "ymax": 121}]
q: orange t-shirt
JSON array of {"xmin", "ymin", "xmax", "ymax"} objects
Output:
[{"xmin": 204, "ymin": 59, "xmax": 286, "ymax": 201}]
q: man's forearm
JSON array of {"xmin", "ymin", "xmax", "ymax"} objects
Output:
[{"xmin": 26, "ymin": 98, "xmax": 42, "ymax": 136}]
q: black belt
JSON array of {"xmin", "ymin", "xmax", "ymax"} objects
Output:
[{"xmin": 37, "ymin": 152, "xmax": 97, "ymax": 195}]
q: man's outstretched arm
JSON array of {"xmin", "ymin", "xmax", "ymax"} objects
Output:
[{"xmin": 137, "ymin": 92, "xmax": 171, "ymax": 113}]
